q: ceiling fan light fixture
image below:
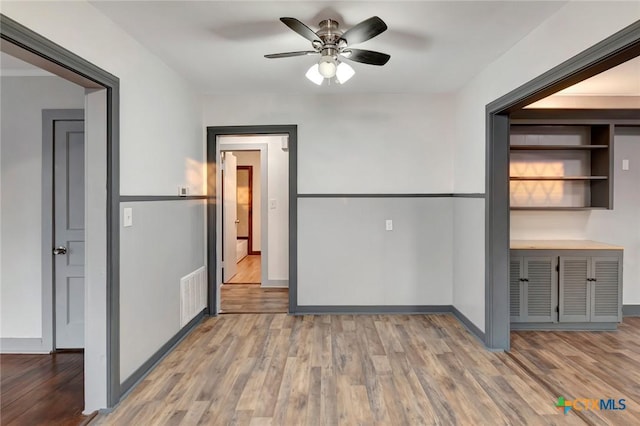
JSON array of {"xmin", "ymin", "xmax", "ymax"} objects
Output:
[
  {"xmin": 305, "ymin": 64, "xmax": 324, "ymax": 85},
  {"xmin": 318, "ymin": 55, "xmax": 337, "ymax": 78},
  {"xmin": 336, "ymin": 62, "xmax": 355, "ymax": 84}
]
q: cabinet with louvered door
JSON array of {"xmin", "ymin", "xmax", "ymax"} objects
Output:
[
  {"xmin": 559, "ymin": 257, "xmax": 590, "ymax": 322},
  {"xmin": 511, "ymin": 241, "xmax": 623, "ymax": 328},
  {"xmin": 559, "ymin": 255, "xmax": 622, "ymax": 323},
  {"xmin": 591, "ymin": 257, "xmax": 622, "ymax": 322},
  {"xmin": 510, "ymin": 256, "xmax": 557, "ymax": 323},
  {"xmin": 524, "ymin": 257, "xmax": 557, "ymax": 322}
]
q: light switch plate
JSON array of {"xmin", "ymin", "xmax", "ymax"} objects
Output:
[
  {"xmin": 123, "ymin": 207, "xmax": 133, "ymax": 227},
  {"xmin": 269, "ymin": 199, "xmax": 277, "ymax": 210},
  {"xmin": 385, "ymin": 219, "xmax": 393, "ymax": 231},
  {"xmin": 622, "ymin": 159, "xmax": 629, "ymax": 171}
]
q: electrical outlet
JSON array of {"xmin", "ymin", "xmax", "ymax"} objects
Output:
[{"xmin": 178, "ymin": 186, "xmax": 189, "ymax": 197}]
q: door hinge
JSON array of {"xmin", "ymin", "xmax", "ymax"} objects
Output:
[{"xmin": 555, "ymin": 305, "xmax": 559, "ymax": 313}]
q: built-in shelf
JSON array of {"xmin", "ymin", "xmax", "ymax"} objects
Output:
[
  {"xmin": 509, "ymin": 114, "xmax": 617, "ymax": 210},
  {"xmin": 510, "ymin": 145, "xmax": 609, "ymax": 150},
  {"xmin": 510, "ymin": 176, "xmax": 608, "ymax": 181}
]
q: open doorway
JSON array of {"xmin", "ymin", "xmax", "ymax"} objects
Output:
[
  {"xmin": 219, "ymin": 147, "xmax": 287, "ymax": 314},
  {"xmin": 0, "ymin": 15, "xmax": 120, "ymax": 415},
  {"xmin": 484, "ymin": 21, "xmax": 640, "ymax": 350},
  {"xmin": 207, "ymin": 126, "xmax": 297, "ymax": 315}
]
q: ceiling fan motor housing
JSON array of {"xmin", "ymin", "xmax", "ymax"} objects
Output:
[{"xmin": 317, "ymin": 19, "xmax": 343, "ymax": 45}]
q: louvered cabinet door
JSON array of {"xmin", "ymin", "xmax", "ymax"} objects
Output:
[
  {"xmin": 559, "ymin": 257, "xmax": 590, "ymax": 322},
  {"xmin": 591, "ymin": 257, "xmax": 622, "ymax": 322},
  {"xmin": 510, "ymin": 257, "xmax": 524, "ymax": 322},
  {"xmin": 524, "ymin": 257, "xmax": 557, "ymax": 322}
]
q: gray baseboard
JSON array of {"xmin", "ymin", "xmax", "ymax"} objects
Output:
[
  {"xmin": 119, "ymin": 310, "xmax": 205, "ymax": 398},
  {"xmin": 510, "ymin": 322, "xmax": 618, "ymax": 331},
  {"xmin": 0, "ymin": 337, "xmax": 50, "ymax": 354},
  {"xmin": 451, "ymin": 307, "xmax": 486, "ymax": 343},
  {"xmin": 292, "ymin": 305, "xmax": 453, "ymax": 315},
  {"xmin": 623, "ymin": 305, "xmax": 640, "ymax": 316}
]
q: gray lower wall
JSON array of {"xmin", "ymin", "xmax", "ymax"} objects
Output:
[
  {"xmin": 119, "ymin": 200, "xmax": 205, "ymax": 382},
  {"xmin": 297, "ymin": 197, "xmax": 453, "ymax": 306},
  {"xmin": 452, "ymin": 197, "xmax": 486, "ymax": 333}
]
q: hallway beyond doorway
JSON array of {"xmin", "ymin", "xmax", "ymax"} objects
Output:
[
  {"xmin": 221, "ymin": 285, "xmax": 288, "ymax": 314},
  {"xmin": 226, "ymin": 254, "xmax": 261, "ymax": 284}
]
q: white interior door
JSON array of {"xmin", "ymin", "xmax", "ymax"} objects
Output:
[
  {"xmin": 223, "ymin": 152, "xmax": 238, "ymax": 282},
  {"xmin": 54, "ymin": 120, "xmax": 85, "ymax": 349}
]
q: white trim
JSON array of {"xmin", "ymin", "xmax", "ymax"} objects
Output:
[{"xmin": 0, "ymin": 338, "xmax": 50, "ymax": 354}]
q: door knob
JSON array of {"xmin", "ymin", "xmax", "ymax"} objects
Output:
[
  {"xmin": 53, "ymin": 246, "xmax": 67, "ymax": 255},
  {"xmin": 235, "ymin": 220, "xmax": 240, "ymax": 224}
]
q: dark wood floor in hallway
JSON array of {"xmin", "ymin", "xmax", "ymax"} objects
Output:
[
  {"xmin": 94, "ymin": 314, "xmax": 640, "ymax": 425},
  {"xmin": 0, "ymin": 352, "xmax": 93, "ymax": 426}
]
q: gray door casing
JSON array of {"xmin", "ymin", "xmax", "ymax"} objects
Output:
[{"xmin": 207, "ymin": 126, "xmax": 298, "ymax": 315}]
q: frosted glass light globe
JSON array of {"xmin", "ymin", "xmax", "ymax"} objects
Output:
[{"xmin": 318, "ymin": 56, "xmax": 337, "ymax": 78}]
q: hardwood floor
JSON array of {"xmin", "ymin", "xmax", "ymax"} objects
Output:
[
  {"xmin": 227, "ymin": 255, "xmax": 261, "ymax": 284},
  {"xmin": 1, "ymin": 352, "xmax": 94, "ymax": 426},
  {"xmin": 92, "ymin": 313, "xmax": 640, "ymax": 425},
  {"xmin": 221, "ymin": 284, "xmax": 288, "ymax": 313}
]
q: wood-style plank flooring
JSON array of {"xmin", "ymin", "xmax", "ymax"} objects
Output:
[
  {"xmin": 221, "ymin": 284, "xmax": 288, "ymax": 313},
  {"xmin": 1, "ymin": 352, "xmax": 93, "ymax": 426},
  {"xmin": 509, "ymin": 317, "xmax": 640, "ymax": 425},
  {"xmin": 227, "ymin": 255, "xmax": 261, "ymax": 284},
  {"xmin": 93, "ymin": 313, "xmax": 636, "ymax": 425}
]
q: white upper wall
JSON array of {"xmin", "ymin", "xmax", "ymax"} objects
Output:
[
  {"xmin": 1, "ymin": 0, "xmax": 204, "ymax": 196},
  {"xmin": 453, "ymin": 1, "xmax": 640, "ymax": 193},
  {"xmin": 204, "ymin": 93, "xmax": 455, "ymax": 194}
]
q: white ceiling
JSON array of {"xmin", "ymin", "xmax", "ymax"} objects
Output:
[
  {"xmin": 0, "ymin": 52, "xmax": 53, "ymax": 76},
  {"xmin": 555, "ymin": 56, "xmax": 640, "ymax": 96},
  {"xmin": 3, "ymin": 2, "xmax": 637, "ymax": 97},
  {"xmin": 88, "ymin": 1, "xmax": 568, "ymax": 95}
]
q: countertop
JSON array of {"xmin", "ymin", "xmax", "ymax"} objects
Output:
[{"xmin": 510, "ymin": 240, "xmax": 624, "ymax": 250}]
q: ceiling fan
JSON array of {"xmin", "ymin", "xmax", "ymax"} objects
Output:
[{"xmin": 265, "ymin": 16, "xmax": 391, "ymax": 85}]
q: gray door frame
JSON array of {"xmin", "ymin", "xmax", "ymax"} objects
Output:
[
  {"xmin": 206, "ymin": 125, "xmax": 298, "ymax": 314},
  {"xmin": 485, "ymin": 20, "xmax": 640, "ymax": 350},
  {"xmin": 42, "ymin": 109, "xmax": 84, "ymax": 351},
  {"xmin": 1, "ymin": 14, "xmax": 121, "ymax": 405}
]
